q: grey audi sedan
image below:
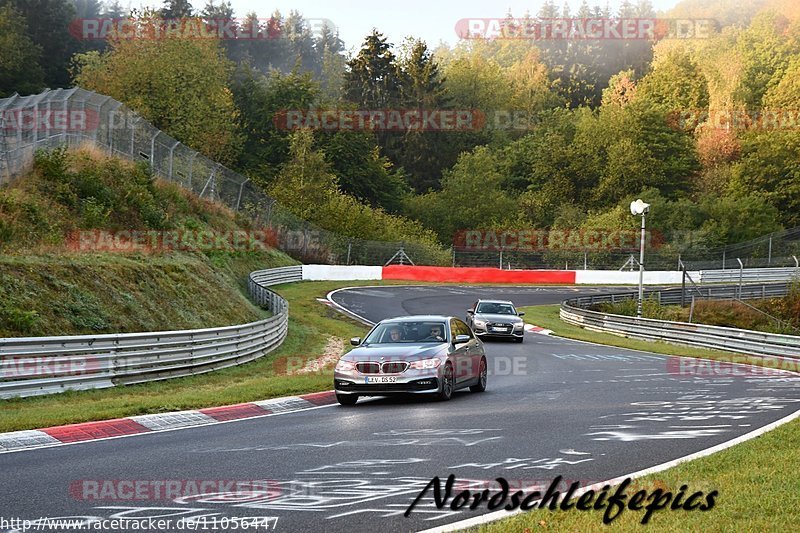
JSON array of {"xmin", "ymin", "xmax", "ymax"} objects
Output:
[
  {"xmin": 333, "ymin": 315, "xmax": 487, "ymax": 405},
  {"xmin": 466, "ymin": 299, "xmax": 525, "ymax": 342}
]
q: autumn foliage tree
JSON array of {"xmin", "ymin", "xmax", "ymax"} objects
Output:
[{"xmin": 72, "ymin": 12, "xmax": 242, "ymax": 164}]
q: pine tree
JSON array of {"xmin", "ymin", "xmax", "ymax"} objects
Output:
[
  {"xmin": 160, "ymin": 0, "xmax": 193, "ymax": 19},
  {"xmin": 344, "ymin": 30, "xmax": 401, "ymax": 108}
]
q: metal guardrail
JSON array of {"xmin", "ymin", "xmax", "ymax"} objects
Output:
[
  {"xmin": 0, "ymin": 266, "xmax": 302, "ymax": 399},
  {"xmin": 568, "ymin": 283, "xmax": 793, "ymax": 308},
  {"xmin": 560, "ymin": 282, "xmax": 800, "ymax": 359},
  {"xmin": 698, "ymin": 266, "xmax": 800, "ymax": 284}
]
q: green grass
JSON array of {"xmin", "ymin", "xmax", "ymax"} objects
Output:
[
  {"xmin": 0, "ymin": 280, "xmax": 378, "ymax": 432},
  {"xmin": 0, "ymin": 252, "xmax": 296, "ymax": 337},
  {"xmin": 469, "ymin": 305, "xmax": 800, "ymax": 531}
]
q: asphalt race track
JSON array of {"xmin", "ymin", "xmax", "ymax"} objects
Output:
[{"xmin": 2, "ymin": 285, "xmax": 799, "ymax": 532}]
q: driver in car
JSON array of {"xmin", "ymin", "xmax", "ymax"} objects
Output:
[
  {"xmin": 388, "ymin": 326, "xmax": 404, "ymax": 342},
  {"xmin": 424, "ymin": 325, "xmax": 444, "ymax": 341}
]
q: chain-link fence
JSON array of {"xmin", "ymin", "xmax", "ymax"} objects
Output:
[
  {"xmin": 2, "ymin": 88, "xmax": 799, "ymax": 270},
  {"xmin": 0, "ymin": 88, "xmax": 450, "ymax": 266}
]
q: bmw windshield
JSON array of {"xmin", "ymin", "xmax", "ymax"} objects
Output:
[{"xmin": 364, "ymin": 321, "xmax": 448, "ymax": 344}]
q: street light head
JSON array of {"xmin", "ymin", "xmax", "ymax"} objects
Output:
[{"xmin": 630, "ymin": 199, "xmax": 650, "ymax": 216}]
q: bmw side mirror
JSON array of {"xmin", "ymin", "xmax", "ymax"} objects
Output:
[
  {"xmin": 350, "ymin": 337, "xmax": 361, "ymax": 346},
  {"xmin": 454, "ymin": 334, "xmax": 470, "ymax": 345},
  {"xmin": 518, "ymin": 312, "xmax": 525, "ymax": 316}
]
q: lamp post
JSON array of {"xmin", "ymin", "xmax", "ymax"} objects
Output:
[{"xmin": 630, "ymin": 199, "xmax": 650, "ymax": 318}]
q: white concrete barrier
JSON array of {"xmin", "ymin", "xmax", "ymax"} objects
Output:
[
  {"xmin": 574, "ymin": 270, "xmax": 698, "ymax": 285},
  {"xmin": 301, "ymin": 264, "xmax": 383, "ymax": 281}
]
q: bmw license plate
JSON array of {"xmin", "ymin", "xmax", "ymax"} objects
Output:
[{"xmin": 365, "ymin": 376, "xmax": 398, "ymax": 384}]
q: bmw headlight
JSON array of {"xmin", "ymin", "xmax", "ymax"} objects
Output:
[
  {"xmin": 409, "ymin": 358, "xmax": 442, "ymax": 370},
  {"xmin": 335, "ymin": 359, "xmax": 355, "ymax": 372}
]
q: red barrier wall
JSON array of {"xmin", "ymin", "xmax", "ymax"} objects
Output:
[{"xmin": 382, "ymin": 265, "xmax": 576, "ymax": 284}]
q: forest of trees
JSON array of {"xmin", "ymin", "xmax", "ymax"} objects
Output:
[{"xmin": 3, "ymin": 0, "xmax": 800, "ymax": 258}]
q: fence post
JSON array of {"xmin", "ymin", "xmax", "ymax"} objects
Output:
[
  {"xmin": 32, "ymin": 100, "xmax": 39, "ymax": 146},
  {"xmin": 737, "ymin": 258, "xmax": 743, "ymax": 299},
  {"xmin": 167, "ymin": 139, "xmax": 179, "ymax": 181},
  {"xmin": 768, "ymin": 235, "xmax": 772, "ymax": 265},
  {"xmin": 266, "ymin": 198, "xmax": 274, "ymax": 227},
  {"xmin": 108, "ymin": 107, "xmax": 116, "ymax": 153},
  {"xmin": 235, "ymin": 179, "xmax": 248, "ymax": 211},
  {"xmin": 130, "ymin": 117, "xmax": 136, "ymax": 158},
  {"xmin": 149, "ymin": 130, "xmax": 160, "ymax": 166}
]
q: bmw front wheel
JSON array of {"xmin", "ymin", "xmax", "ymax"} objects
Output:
[{"xmin": 437, "ymin": 362, "xmax": 454, "ymax": 401}]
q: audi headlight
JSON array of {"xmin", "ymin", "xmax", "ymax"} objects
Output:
[
  {"xmin": 335, "ymin": 360, "xmax": 355, "ymax": 372},
  {"xmin": 473, "ymin": 319, "xmax": 486, "ymax": 328},
  {"xmin": 409, "ymin": 358, "xmax": 442, "ymax": 370}
]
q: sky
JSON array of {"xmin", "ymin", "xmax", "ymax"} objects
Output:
[{"xmin": 122, "ymin": 0, "xmax": 684, "ymax": 53}]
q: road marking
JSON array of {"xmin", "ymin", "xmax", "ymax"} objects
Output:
[{"xmin": 418, "ymin": 408, "xmax": 800, "ymax": 532}]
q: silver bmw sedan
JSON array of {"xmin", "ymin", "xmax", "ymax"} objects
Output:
[{"xmin": 333, "ymin": 315, "xmax": 487, "ymax": 405}]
